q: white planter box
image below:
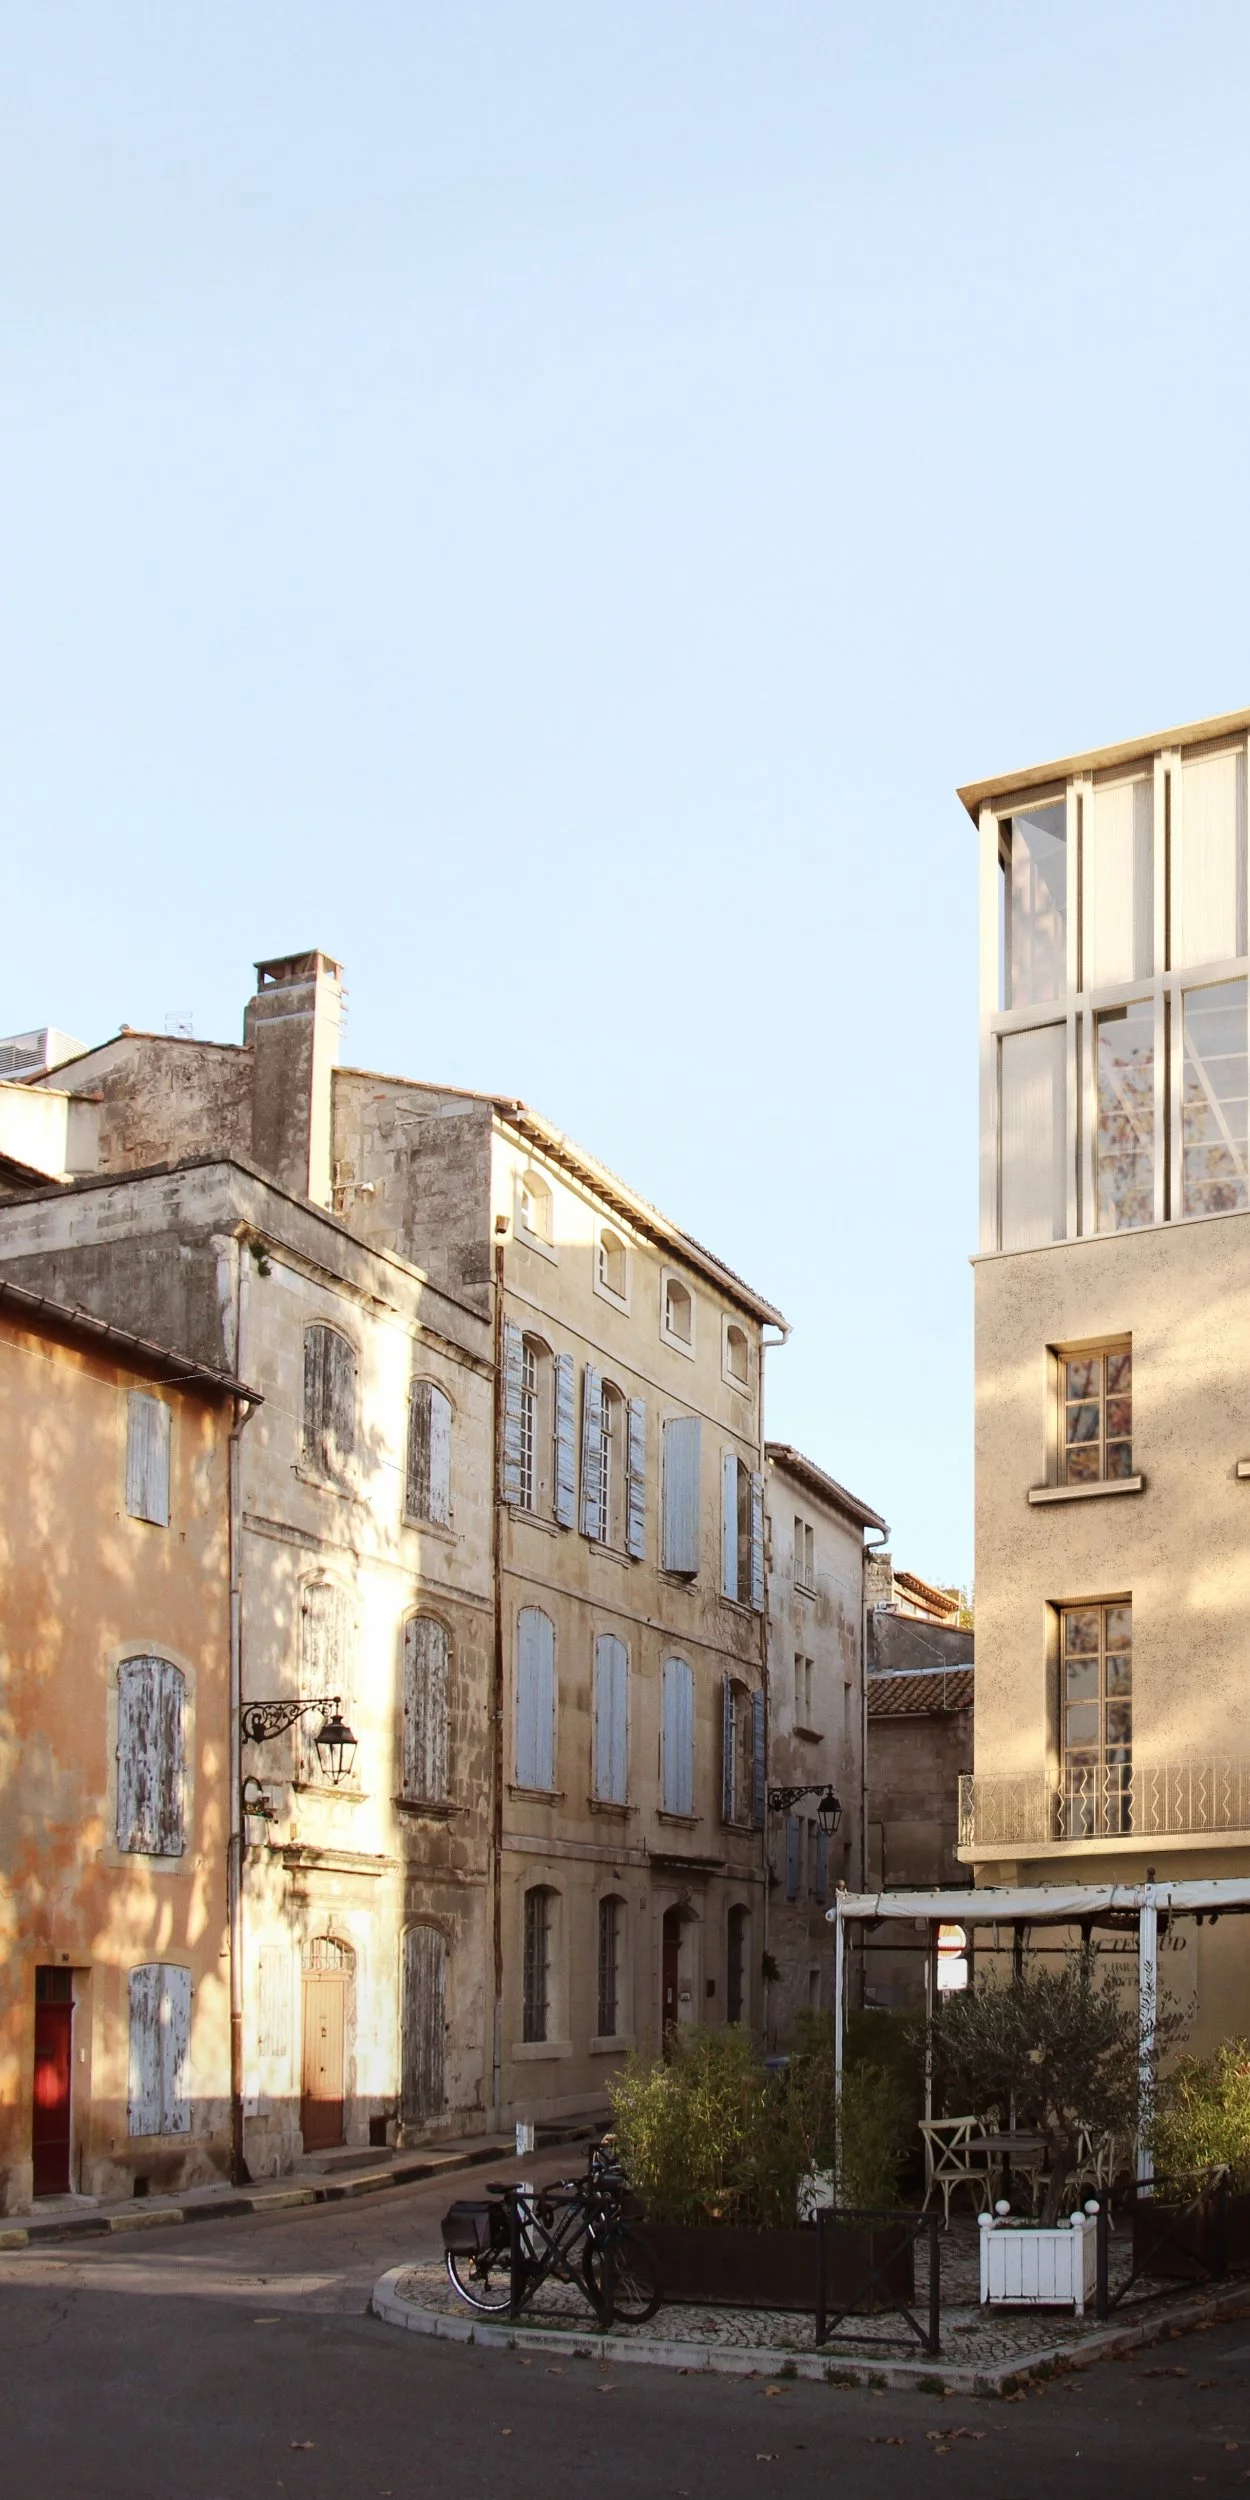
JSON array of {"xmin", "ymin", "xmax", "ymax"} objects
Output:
[{"xmin": 978, "ymin": 2211, "xmax": 1098, "ymax": 2315}]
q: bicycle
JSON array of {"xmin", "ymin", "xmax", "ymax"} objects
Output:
[{"xmin": 442, "ymin": 2139, "xmax": 661, "ymax": 2327}]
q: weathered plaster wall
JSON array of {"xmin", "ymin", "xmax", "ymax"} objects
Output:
[
  {"xmin": 332, "ymin": 1073, "xmax": 494, "ymax": 1313},
  {"xmin": 0, "ymin": 1314, "xmax": 232, "ymax": 2211}
]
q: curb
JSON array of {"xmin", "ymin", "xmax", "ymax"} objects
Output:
[
  {"xmin": 368, "ymin": 2263, "xmax": 1250, "ymax": 2397},
  {"xmin": 0, "ymin": 2132, "xmax": 590, "ymax": 2254}
]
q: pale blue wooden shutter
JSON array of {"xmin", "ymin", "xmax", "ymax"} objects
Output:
[
  {"xmin": 428, "ymin": 1386, "xmax": 452, "ymax": 1525},
  {"xmin": 403, "ymin": 1616, "xmax": 449, "ymax": 1800},
  {"xmin": 155, "ymin": 1661, "xmax": 186, "ymax": 1855},
  {"xmin": 580, "ymin": 1366, "xmax": 604, "ymax": 1539},
  {"xmin": 752, "ymin": 1688, "xmax": 766, "ymax": 1828},
  {"xmin": 554, "ymin": 1352, "xmax": 576, "ymax": 1527},
  {"xmin": 128, "ymin": 1964, "xmax": 190, "ymax": 2134},
  {"xmin": 662, "ymin": 1416, "xmax": 701, "ymax": 1575},
  {"xmin": 814, "ymin": 1825, "xmax": 830, "ymax": 1901},
  {"xmin": 501, "ymin": 1321, "xmax": 525, "ymax": 1504},
  {"xmin": 126, "ymin": 1393, "xmax": 170, "ymax": 1526},
  {"xmin": 117, "ymin": 1659, "xmax": 185, "ymax": 1856},
  {"xmin": 626, "ymin": 1398, "xmax": 646, "ymax": 1560},
  {"xmin": 785, "ymin": 1814, "xmax": 801, "ymax": 1901},
  {"xmin": 594, "ymin": 1634, "xmax": 629, "ymax": 1804},
  {"xmin": 749, "ymin": 1472, "xmax": 765, "ymax": 1613},
  {"xmin": 516, "ymin": 1607, "xmax": 555, "ymax": 1790},
  {"xmin": 722, "ymin": 1675, "xmax": 736, "ymax": 1822},
  {"xmin": 662, "ymin": 1657, "xmax": 694, "ymax": 1815},
  {"xmin": 721, "ymin": 1452, "xmax": 739, "ymax": 1599},
  {"xmin": 161, "ymin": 1965, "xmax": 191, "ymax": 2133}
]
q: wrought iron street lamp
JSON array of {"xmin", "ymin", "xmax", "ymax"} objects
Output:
[
  {"xmin": 767, "ymin": 1783, "xmax": 843, "ymax": 1836},
  {"xmin": 241, "ymin": 1695, "xmax": 359, "ymax": 1785}
]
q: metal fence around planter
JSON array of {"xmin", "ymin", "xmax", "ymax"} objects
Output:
[
  {"xmin": 641, "ymin": 2210, "xmax": 941, "ymax": 2358},
  {"xmin": 1094, "ymin": 2169, "xmax": 1250, "ymax": 2317},
  {"xmin": 815, "ymin": 2209, "xmax": 941, "ymax": 2358}
]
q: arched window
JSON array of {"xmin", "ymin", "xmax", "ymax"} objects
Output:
[
  {"xmin": 519, "ymin": 1336, "xmax": 552, "ymax": 1513},
  {"xmin": 597, "ymin": 1896, "xmax": 626, "ymax": 2038},
  {"xmin": 303, "ymin": 1324, "xmax": 357, "ymax": 1480},
  {"xmin": 593, "ymin": 1633, "xmax": 629, "ymax": 1804},
  {"xmin": 726, "ymin": 1906, "xmax": 749, "ymax": 2026},
  {"xmin": 406, "ymin": 1380, "xmax": 452, "ymax": 1526},
  {"xmin": 515, "ymin": 1606, "xmax": 556, "ymax": 1791},
  {"xmin": 116, "ymin": 1657, "xmax": 186, "ymax": 1856},
  {"xmin": 402, "ymin": 1615, "xmax": 449, "ymax": 1802},
  {"xmin": 663, "ymin": 1275, "xmax": 693, "ymax": 1347},
  {"xmin": 661, "ymin": 1656, "xmax": 695, "ymax": 1816},
  {"xmin": 518, "ymin": 1170, "xmax": 553, "ymax": 1246},
  {"xmin": 724, "ymin": 1322, "xmax": 749, "ymax": 1387},
  {"xmin": 599, "ymin": 1381, "xmax": 626, "ymax": 1549},
  {"xmin": 522, "ymin": 1885, "xmax": 556, "ymax": 2043},
  {"xmin": 597, "ymin": 1228, "xmax": 627, "ymax": 1299}
]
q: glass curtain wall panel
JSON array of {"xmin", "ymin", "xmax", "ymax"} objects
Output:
[
  {"xmin": 1062, "ymin": 1346, "xmax": 1133, "ymax": 1482},
  {"xmin": 1095, "ymin": 1001, "xmax": 1154, "ymax": 1230},
  {"xmin": 1062, "ymin": 1602, "xmax": 1132, "ymax": 1837},
  {"xmin": 1176, "ymin": 748, "xmax": 1247, "ymax": 971},
  {"xmin": 1181, "ymin": 978, "xmax": 1250, "ymax": 1217},
  {"xmin": 1083, "ymin": 776, "xmax": 1154, "ymax": 991},
  {"xmin": 1000, "ymin": 1023, "xmax": 1067, "ymax": 1250},
  {"xmin": 1005, "ymin": 803, "xmax": 1066, "ymax": 1008}
]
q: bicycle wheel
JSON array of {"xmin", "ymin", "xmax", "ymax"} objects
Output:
[
  {"xmin": 584, "ymin": 2226, "xmax": 662, "ymax": 2325},
  {"xmin": 445, "ymin": 2242, "xmax": 515, "ymax": 2313}
]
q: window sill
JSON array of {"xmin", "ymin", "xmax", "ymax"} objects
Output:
[
  {"xmin": 510, "ymin": 1509, "xmax": 560, "ymax": 1536},
  {"xmin": 793, "ymin": 1725, "xmax": 824, "ymax": 1744},
  {"xmin": 392, "ymin": 1796, "xmax": 466, "ymax": 1819},
  {"xmin": 589, "ymin": 1540, "xmax": 632, "ymax": 1567},
  {"xmin": 588, "ymin": 1798, "xmax": 636, "ymax": 1818},
  {"xmin": 402, "ymin": 1515, "xmax": 457, "ymax": 1543},
  {"xmin": 294, "ymin": 1465, "xmax": 358, "ymax": 1503},
  {"xmin": 656, "ymin": 1810, "xmax": 701, "ymax": 1827},
  {"xmin": 660, "ymin": 1329, "xmax": 696, "ymax": 1361},
  {"xmin": 290, "ymin": 1781, "xmax": 366, "ymax": 1803},
  {"xmin": 593, "ymin": 1277, "xmax": 631, "ymax": 1316},
  {"xmin": 507, "ymin": 1785, "xmax": 566, "ymax": 1803},
  {"xmin": 660, "ymin": 1567, "xmax": 698, "ymax": 1585},
  {"xmin": 511, "ymin": 2038, "xmax": 573, "ymax": 2061},
  {"xmin": 590, "ymin": 2035, "xmax": 636, "ymax": 2056},
  {"xmin": 1027, "ymin": 1476, "xmax": 1144, "ymax": 1506},
  {"xmin": 514, "ymin": 1226, "xmax": 558, "ymax": 1264}
]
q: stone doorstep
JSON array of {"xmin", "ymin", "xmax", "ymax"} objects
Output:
[
  {"xmin": 368, "ymin": 2264, "xmax": 1250, "ymax": 2398},
  {"xmin": 0, "ymin": 2129, "xmax": 594, "ymax": 2253}
]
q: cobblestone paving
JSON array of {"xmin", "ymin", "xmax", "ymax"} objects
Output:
[{"xmin": 398, "ymin": 2219, "xmax": 1183, "ymax": 2372}]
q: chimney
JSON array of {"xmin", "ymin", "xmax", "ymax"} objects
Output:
[{"xmin": 243, "ymin": 951, "xmax": 343, "ymax": 1206}]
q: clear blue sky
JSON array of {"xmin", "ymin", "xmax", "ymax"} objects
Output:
[{"xmin": 6, "ymin": 3, "xmax": 1250, "ymax": 1586}]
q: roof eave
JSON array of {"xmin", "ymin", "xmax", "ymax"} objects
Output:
[{"xmin": 957, "ymin": 702, "xmax": 1250, "ymax": 822}]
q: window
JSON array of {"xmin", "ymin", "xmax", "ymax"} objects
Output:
[
  {"xmin": 722, "ymin": 1676, "xmax": 763, "ymax": 1827},
  {"xmin": 662, "ymin": 1274, "xmax": 693, "ymax": 1349},
  {"xmin": 1095, "ymin": 1001, "xmax": 1154, "ymax": 1232},
  {"xmin": 597, "ymin": 1896, "xmax": 623, "ymax": 2038},
  {"xmin": 116, "ymin": 1658, "xmax": 185, "ymax": 1856},
  {"xmin": 597, "ymin": 1227, "xmax": 628, "ymax": 1300},
  {"xmin": 522, "ymin": 1886, "xmax": 553, "ymax": 2043},
  {"xmin": 722, "ymin": 1454, "xmax": 764, "ymax": 1609},
  {"xmin": 1003, "ymin": 802, "xmax": 1066, "ymax": 1009},
  {"xmin": 402, "ymin": 1615, "xmax": 449, "ymax": 1801},
  {"xmin": 298, "ymin": 1580, "xmax": 352, "ymax": 1782},
  {"xmin": 405, "ymin": 1381, "xmax": 452, "ymax": 1526},
  {"xmin": 1061, "ymin": 1600, "xmax": 1132, "ymax": 1837},
  {"xmin": 726, "ymin": 1905, "xmax": 748, "ymax": 2026},
  {"xmin": 517, "ymin": 1169, "xmax": 553, "ymax": 1246},
  {"xmin": 724, "ymin": 1321, "xmax": 750, "ymax": 1387},
  {"xmin": 661, "ymin": 1416, "xmax": 701, "ymax": 1575},
  {"xmin": 1000, "ymin": 1023, "xmax": 1067, "ymax": 1250},
  {"xmin": 1176, "ymin": 746, "xmax": 1247, "ymax": 969},
  {"xmin": 599, "ymin": 1382, "xmax": 623, "ymax": 1548},
  {"xmin": 128, "ymin": 1964, "xmax": 190, "ymax": 2136},
  {"xmin": 303, "ymin": 1324, "xmax": 357, "ymax": 1480},
  {"xmin": 794, "ymin": 1654, "xmax": 814, "ymax": 1727},
  {"xmin": 519, "ymin": 1338, "xmax": 542, "ymax": 1511},
  {"xmin": 793, "ymin": 1516, "xmax": 814, "ymax": 1589},
  {"xmin": 593, "ymin": 1633, "xmax": 629, "ymax": 1804},
  {"xmin": 503, "ymin": 1327, "xmax": 575, "ymax": 1522},
  {"xmin": 1059, "ymin": 1345, "xmax": 1132, "ymax": 1484},
  {"xmin": 1083, "ymin": 775, "xmax": 1153, "ymax": 990},
  {"xmin": 515, "ymin": 1606, "xmax": 556, "ymax": 1791},
  {"xmin": 1182, "ymin": 979, "xmax": 1249, "ymax": 1218},
  {"xmin": 125, "ymin": 1392, "xmax": 171, "ymax": 1526},
  {"xmin": 661, "ymin": 1656, "xmax": 695, "ymax": 1815}
]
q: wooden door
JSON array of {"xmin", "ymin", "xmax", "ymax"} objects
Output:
[
  {"xmin": 32, "ymin": 1976, "xmax": 73, "ymax": 2195},
  {"xmin": 661, "ymin": 1910, "xmax": 681, "ymax": 2051},
  {"xmin": 300, "ymin": 1972, "xmax": 346, "ymax": 2150}
]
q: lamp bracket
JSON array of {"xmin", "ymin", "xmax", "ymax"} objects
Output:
[{"xmin": 241, "ymin": 1696, "xmax": 341, "ymax": 1745}]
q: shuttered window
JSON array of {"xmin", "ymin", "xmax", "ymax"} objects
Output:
[
  {"xmin": 580, "ymin": 1366, "xmax": 605, "ymax": 1540},
  {"xmin": 722, "ymin": 1678, "xmax": 762, "ymax": 1825},
  {"xmin": 523, "ymin": 1886, "xmax": 552, "ymax": 2042},
  {"xmin": 749, "ymin": 1472, "xmax": 765, "ymax": 1613},
  {"xmin": 401, "ymin": 1925, "xmax": 447, "ymax": 2124},
  {"xmin": 125, "ymin": 1393, "xmax": 171, "ymax": 1527},
  {"xmin": 128, "ymin": 1963, "xmax": 191, "ymax": 2136},
  {"xmin": 303, "ymin": 1325, "xmax": 357, "ymax": 1480},
  {"xmin": 402, "ymin": 1615, "xmax": 450, "ymax": 1801},
  {"xmin": 751, "ymin": 1687, "xmax": 766, "ymax": 1827},
  {"xmin": 501, "ymin": 1319, "xmax": 527, "ymax": 1505},
  {"xmin": 626, "ymin": 1397, "xmax": 646, "ymax": 1559},
  {"xmin": 593, "ymin": 1634, "xmax": 629, "ymax": 1804},
  {"xmin": 661, "ymin": 1656, "xmax": 694, "ymax": 1816},
  {"xmin": 661, "ymin": 1416, "xmax": 701, "ymax": 1575},
  {"xmin": 116, "ymin": 1658, "xmax": 186, "ymax": 1856},
  {"xmin": 515, "ymin": 1607, "xmax": 556, "ymax": 1792},
  {"xmin": 597, "ymin": 1897, "xmax": 623, "ymax": 2038},
  {"xmin": 405, "ymin": 1382, "xmax": 452, "ymax": 1526},
  {"xmin": 299, "ymin": 1581, "xmax": 352, "ymax": 1782},
  {"xmin": 722, "ymin": 1452, "xmax": 740, "ymax": 1600},
  {"xmin": 554, "ymin": 1351, "xmax": 576, "ymax": 1526}
]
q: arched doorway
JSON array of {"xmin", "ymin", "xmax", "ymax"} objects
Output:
[
  {"xmin": 661, "ymin": 1904, "xmax": 696, "ymax": 2051},
  {"xmin": 400, "ymin": 1926, "xmax": 447, "ymax": 2128},
  {"xmin": 301, "ymin": 1937, "xmax": 353, "ymax": 2151}
]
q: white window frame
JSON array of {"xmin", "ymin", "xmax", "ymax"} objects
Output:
[
  {"xmin": 660, "ymin": 1269, "xmax": 696, "ymax": 1359},
  {"xmin": 514, "ymin": 1167, "xmax": 558, "ymax": 1262},
  {"xmin": 593, "ymin": 1223, "xmax": 631, "ymax": 1311},
  {"xmin": 721, "ymin": 1316, "xmax": 751, "ymax": 1392}
]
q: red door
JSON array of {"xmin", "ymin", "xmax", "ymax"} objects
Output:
[{"xmin": 32, "ymin": 1974, "xmax": 73, "ymax": 2196}]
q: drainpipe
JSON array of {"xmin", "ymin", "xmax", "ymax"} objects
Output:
[{"xmin": 490, "ymin": 1234, "xmax": 507, "ymax": 2130}]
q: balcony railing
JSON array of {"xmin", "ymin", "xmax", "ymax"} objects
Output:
[{"xmin": 958, "ymin": 1762, "xmax": 1250, "ymax": 1850}]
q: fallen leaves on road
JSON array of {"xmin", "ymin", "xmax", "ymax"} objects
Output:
[
  {"xmin": 1003, "ymin": 2390, "xmax": 1027, "ymax": 2403},
  {"xmin": 754, "ymin": 2454, "xmax": 779, "ymax": 2463},
  {"xmin": 1197, "ymin": 2379, "xmax": 1220, "ymax": 2389},
  {"xmin": 868, "ymin": 2435, "xmax": 907, "ymax": 2445},
  {"xmin": 1136, "ymin": 2367, "xmax": 1188, "ymax": 2379}
]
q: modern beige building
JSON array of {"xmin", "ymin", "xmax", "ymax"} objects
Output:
[{"xmin": 959, "ymin": 703, "xmax": 1250, "ymax": 2046}]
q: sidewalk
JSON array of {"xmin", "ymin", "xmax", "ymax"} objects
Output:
[{"xmin": 0, "ymin": 2122, "xmax": 595, "ymax": 2253}]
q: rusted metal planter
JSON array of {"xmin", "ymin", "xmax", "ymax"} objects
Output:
[
  {"xmin": 640, "ymin": 2219, "xmax": 915, "ymax": 2313},
  {"xmin": 1129, "ymin": 2176, "xmax": 1250, "ymax": 2282}
]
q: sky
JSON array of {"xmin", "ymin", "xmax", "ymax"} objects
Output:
[{"xmin": 5, "ymin": 3, "xmax": 1250, "ymax": 1587}]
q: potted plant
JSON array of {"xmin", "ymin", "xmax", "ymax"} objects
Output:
[
  {"xmin": 607, "ymin": 2020, "xmax": 912, "ymax": 2314},
  {"xmin": 1141, "ymin": 2039, "xmax": 1250, "ymax": 2279}
]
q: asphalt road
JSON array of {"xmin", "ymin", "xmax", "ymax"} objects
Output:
[{"xmin": 3, "ymin": 2161, "xmax": 1250, "ymax": 2500}]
